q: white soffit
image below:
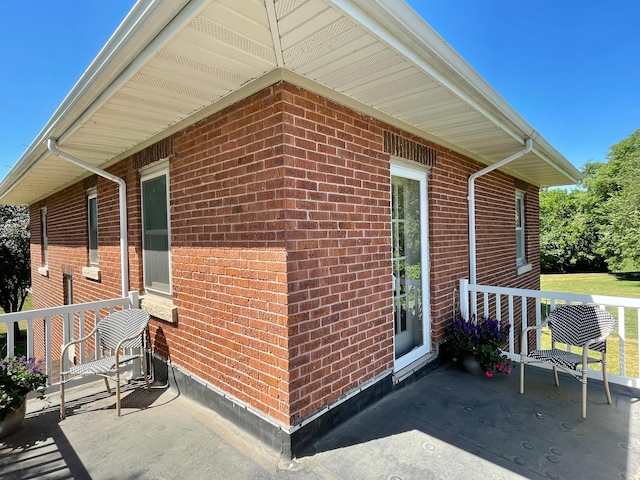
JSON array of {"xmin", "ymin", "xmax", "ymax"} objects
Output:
[{"xmin": 0, "ymin": 0, "xmax": 580, "ymax": 205}]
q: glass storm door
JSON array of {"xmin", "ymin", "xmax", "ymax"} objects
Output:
[{"xmin": 391, "ymin": 164, "xmax": 430, "ymax": 368}]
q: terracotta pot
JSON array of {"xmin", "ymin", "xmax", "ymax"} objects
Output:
[{"xmin": 0, "ymin": 397, "xmax": 27, "ymax": 439}]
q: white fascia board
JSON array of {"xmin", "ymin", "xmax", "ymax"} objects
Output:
[
  {"xmin": 0, "ymin": 0, "xmax": 194, "ymax": 201},
  {"xmin": 532, "ymin": 138, "xmax": 583, "ymax": 184},
  {"xmin": 530, "ymin": 146, "xmax": 583, "ymax": 186},
  {"xmin": 328, "ymin": 0, "xmax": 526, "ymax": 142},
  {"xmin": 329, "ymin": 0, "xmax": 581, "ymax": 184}
]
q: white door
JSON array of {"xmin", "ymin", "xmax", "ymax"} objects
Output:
[{"xmin": 391, "ymin": 163, "xmax": 431, "ymax": 370}]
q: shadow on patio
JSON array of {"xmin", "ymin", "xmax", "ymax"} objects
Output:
[{"xmin": 1, "ymin": 365, "xmax": 639, "ymax": 479}]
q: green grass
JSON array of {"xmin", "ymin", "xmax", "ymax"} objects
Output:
[
  {"xmin": 541, "ymin": 272, "xmax": 640, "ymax": 298},
  {"xmin": 0, "ymin": 294, "xmax": 32, "ymax": 357},
  {"xmin": 541, "ymin": 273, "xmax": 640, "ymax": 378}
]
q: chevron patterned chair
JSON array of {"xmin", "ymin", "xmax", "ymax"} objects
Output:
[
  {"xmin": 520, "ymin": 304, "xmax": 616, "ymax": 418},
  {"xmin": 60, "ymin": 309, "xmax": 150, "ymax": 418}
]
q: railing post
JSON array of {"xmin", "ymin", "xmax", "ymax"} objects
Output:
[
  {"xmin": 45, "ymin": 317, "xmax": 52, "ymax": 386},
  {"xmin": 6, "ymin": 320, "xmax": 15, "ymax": 357},
  {"xmin": 26, "ymin": 319, "xmax": 34, "ymax": 358},
  {"xmin": 128, "ymin": 291, "xmax": 140, "ymax": 309},
  {"xmin": 459, "ymin": 279, "xmax": 469, "ymax": 320},
  {"xmin": 127, "ymin": 290, "xmax": 144, "ymax": 379}
]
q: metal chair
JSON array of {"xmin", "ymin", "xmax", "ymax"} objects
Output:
[
  {"xmin": 60, "ymin": 309, "xmax": 150, "ymax": 418},
  {"xmin": 520, "ymin": 304, "xmax": 615, "ymax": 418}
]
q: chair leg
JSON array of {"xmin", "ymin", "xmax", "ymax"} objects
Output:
[
  {"xmin": 581, "ymin": 371, "xmax": 588, "ymax": 419},
  {"xmin": 553, "ymin": 366, "xmax": 560, "ymax": 387},
  {"xmin": 116, "ymin": 369, "xmax": 121, "ymax": 417},
  {"xmin": 520, "ymin": 357, "xmax": 525, "ymax": 394},
  {"xmin": 104, "ymin": 377, "xmax": 112, "ymax": 394},
  {"xmin": 142, "ymin": 352, "xmax": 150, "ymax": 390},
  {"xmin": 602, "ymin": 356, "xmax": 612, "ymax": 405}
]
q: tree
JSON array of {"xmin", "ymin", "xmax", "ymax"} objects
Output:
[
  {"xmin": 0, "ymin": 206, "xmax": 31, "ymax": 340},
  {"xmin": 540, "ymin": 128, "xmax": 640, "ymax": 273},
  {"xmin": 582, "ymin": 129, "xmax": 640, "ymax": 270},
  {"xmin": 539, "ymin": 187, "xmax": 605, "ymax": 273}
]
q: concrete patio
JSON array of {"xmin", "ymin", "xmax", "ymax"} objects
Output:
[{"xmin": 1, "ymin": 363, "xmax": 639, "ymax": 480}]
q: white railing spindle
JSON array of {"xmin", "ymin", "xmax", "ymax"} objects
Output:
[
  {"xmin": 459, "ymin": 280, "xmax": 640, "ymax": 388},
  {"xmin": 6, "ymin": 320, "xmax": 14, "ymax": 357},
  {"xmin": 618, "ymin": 305, "xmax": 626, "ymax": 377},
  {"xmin": 0, "ymin": 295, "xmax": 134, "ymax": 386},
  {"xmin": 45, "ymin": 316, "xmax": 52, "ymax": 380},
  {"xmin": 508, "ymin": 295, "xmax": 514, "ymax": 344},
  {"xmin": 79, "ymin": 311, "xmax": 86, "ymax": 364},
  {"xmin": 483, "ymin": 292, "xmax": 489, "ymax": 318}
]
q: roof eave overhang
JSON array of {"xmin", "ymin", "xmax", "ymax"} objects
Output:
[
  {"xmin": 0, "ymin": 0, "xmax": 197, "ymax": 204},
  {"xmin": 0, "ymin": 0, "xmax": 581, "ymax": 206},
  {"xmin": 341, "ymin": 0, "xmax": 581, "ymax": 185}
]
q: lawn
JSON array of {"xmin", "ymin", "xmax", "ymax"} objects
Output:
[
  {"xmin": 541, "ymin": 272, "xmax": 640, "ymax": 298},
  {"xmin": 541, "ymin": 272, "xmax": 640, "ymax": 379},
  {"xmin": 0, "ymin": 294, "xmax": 32, "ymax": 357}
]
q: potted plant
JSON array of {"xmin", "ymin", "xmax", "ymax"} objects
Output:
[
  {"xmin": 445, "ymin": 315, "xmax": 512, "ymax": 377},
  {"xmin": 0, "ymin": 356, "xmax": 48, "ymax": 438}
]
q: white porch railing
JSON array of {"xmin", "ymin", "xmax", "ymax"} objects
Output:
[
  {"xmin": 0, "ymin": 292, "xmax": 138, "ymax": 386},
  {"xmin": 459, "ymin": 279, "xmax": 640, "ymax": 388}
]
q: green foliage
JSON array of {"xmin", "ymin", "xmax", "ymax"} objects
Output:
[
  {"xmin": 539, "ymin": 187, "xmax": 606, "ymax": 272},
  {"xmin": 0, "ymin": 356, "xmax": 47, "ymax": 420},
  {"xmin": 540, "ymin": 128, "xmax": 640, "ymax": 272},
  {"xmin": 0, "ymin": 206, "xmax": 30, "ymax": 314},
  {"xmin": 445, "ymin": 316, "xmax": 512, "ymax": 377},
  {"xmin": 592, "ymin": 129, "xmax": 640, "ymax": 270}
]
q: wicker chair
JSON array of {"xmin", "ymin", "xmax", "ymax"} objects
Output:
[
  {"xmin": 60, "ymin": 309, "xmax": 150, "ymax": 418},
  {"xmin": 520, "ymin": 304, "xmax": 615, "ymax": 418}
]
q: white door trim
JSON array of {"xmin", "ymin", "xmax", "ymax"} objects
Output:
[{"xmin": 391, "ymin": 161, "xmax": 431, "ymax": 371}]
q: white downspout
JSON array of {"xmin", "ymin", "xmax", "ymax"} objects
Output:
[
  {"xmin": 468, "ymin": 138, "xmax": 533, "ymax": 285},
  {"xmin": 47, "ymin": 139, "xmax": 129, "ymax": 298}
]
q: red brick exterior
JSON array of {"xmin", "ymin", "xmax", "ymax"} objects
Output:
[{"xmin": 29, "ymin": 81, "xmax": 540, "ymax": 426}]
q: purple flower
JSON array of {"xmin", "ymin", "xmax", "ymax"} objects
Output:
[
  {"xmin": 446, "ymin": 315, "xmax": 512, "ymax": 377},
  {"xmin": 0, "ymin": 355, "xmax": 48, "ymax": 421}
]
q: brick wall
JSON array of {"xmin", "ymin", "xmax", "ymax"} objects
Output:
[
  {"xmin": 475, "ymin": 172, "xmax": 540, "ymax": 341},
  {"xmin": 427, "ymin": 145, "xmax": 477, "ymax": 341},
  {"xmin": 28, "ymin": 80, "xmax": 539, "ymax": 427},
  {"xmin": 29, "ymin": 174, "xmax": 133, "ymax": 368},
  {"xmin": 166, "ymin": 86, "xmax": 291, "ymax": 422},
  {"xmin": 475, "ymin": 172, "xmax": 539, "ymax": 290},
  {"xmin": 279, "ymin": 84, "xmax": 393, "ymax": 423}
]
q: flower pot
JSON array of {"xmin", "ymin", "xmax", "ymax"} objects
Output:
[
  {"xmin": 0, "ymin": 397, "xmax": 27, "ymax": 439},
  {"xmin": 460, "ymin": 352, "xmax": 484, "ymax": 376}
]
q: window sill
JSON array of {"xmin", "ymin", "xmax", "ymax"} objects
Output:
[
  {"xmin": 140, "ymin": 295, "xmax": 178, "ymax": 323},
  {"xmin": 517, "ymin": 263, "xmax": 533, "ymax": 275},
  {"xmin": 37, "ymin": 266, "xmax": 49, "ymax": 277},
  {"xmin": 82, "ymin": 266, "xmax": 101, "ymax": 281}
]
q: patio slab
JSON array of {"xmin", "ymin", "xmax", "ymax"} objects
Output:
[{"xmin": 1, "ymin": 364, "xmax": 639, "ymax": 479}]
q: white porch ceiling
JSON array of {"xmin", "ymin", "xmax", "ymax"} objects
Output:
[{"xmin": 0, "ymin": 0, "xmax": 580, "ymax": 205}]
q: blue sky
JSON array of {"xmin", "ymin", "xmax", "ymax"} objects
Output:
[
  {"xmin": 406, "ymin": 0, "xmax": 640, "ymax": 171},
  {"xmin": 1, "ymin": 1, "xmax": 638, "ymax": 181},
  {"xmin": 0, "ymin": 1, "xmax": 136, "ymax": 178}
]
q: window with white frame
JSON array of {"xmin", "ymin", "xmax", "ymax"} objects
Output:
[
  {"xmin": 515, "ymin": 190, "xmax": 526, "ymax": 266},
  {"xmin": 88, "ymin": 189, "xmax": 98, "ymax": 266},
  {"xmin": 141, "ymin": 164, "xmax": 171, "ymax": 295}
]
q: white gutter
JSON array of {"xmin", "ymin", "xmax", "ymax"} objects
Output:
[
  {"xmin": 47, "ymin": 139, "xmax": 129, "ymax": 298},
  {"xmin": 468, "ymin": 138, "xmax": 533, "ymax": 285}
]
